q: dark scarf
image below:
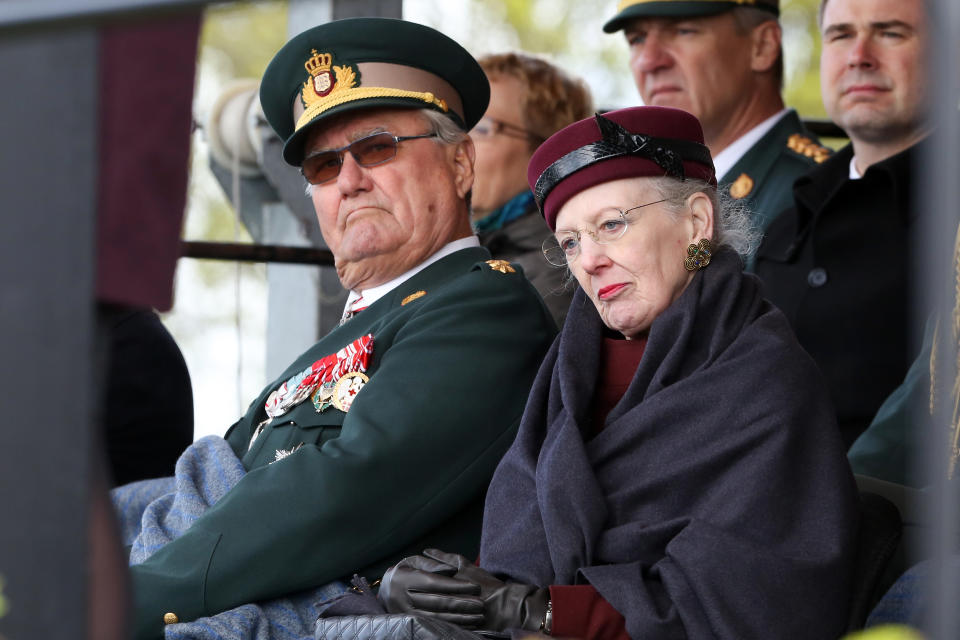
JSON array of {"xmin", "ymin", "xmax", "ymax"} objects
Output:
[{"xmin": 479, "ymin": 249, "xmax": 859, "ymax": 639}]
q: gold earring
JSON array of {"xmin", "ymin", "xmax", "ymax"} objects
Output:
[{"xmin": 684, "ymin": 238, "xmax": 712, "ymax": 271}]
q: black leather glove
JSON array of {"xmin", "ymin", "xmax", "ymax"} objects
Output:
[
  {"xmin": 422, "ymin": 549, "xmax": 549, "ymax": 632},
  {"xmin": 381, "ymin": 549, "xmax": 550, "ymax": 632},
  {"xmin": 378, "ymin": 553, "xmax": 485, "ymax": 627}
]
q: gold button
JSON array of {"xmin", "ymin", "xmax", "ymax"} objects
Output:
[{"xmin": 163, "ymin": 612, "xmax": 179, "ymax": 625}]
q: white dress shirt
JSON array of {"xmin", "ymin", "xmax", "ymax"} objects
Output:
[
  {"xmin": 712, "ymin": 108, "xmax": 791, "ymax": 180},
  {"xmin": 341, "ymin": 235, "xmax": 481, "ymax": 319}
]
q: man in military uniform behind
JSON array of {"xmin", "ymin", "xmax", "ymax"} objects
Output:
[
  {"xmin": 755, "ymin": 0, "xmax": 930, "ymax": 448},
  {"xmin": 121, "ymin": 18, "xmax": 556, "ymax": 640},
  {"xmin": 604, "ymin": 0, "xmax": 831, "ymax": 243}
]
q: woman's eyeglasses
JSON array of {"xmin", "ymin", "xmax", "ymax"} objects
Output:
[
  {"xmin": 471, "ymin": 116, "xmax": 543, "ymax": 143},
  {"xmin": 301, "ymin": 131, "xmax": 438, "ymax": 185},
  {"xmin": 541, "ymin": 199, "xmax": 668, "ymax": 266}
]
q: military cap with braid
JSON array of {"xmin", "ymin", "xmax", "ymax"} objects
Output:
[
  {"xmin": 260, "ymin": 17, "xmax": 489, "ymax": 166},
  {"xmin": 603, "ymin": 0, "xmax": 779, "ymax": 33}
]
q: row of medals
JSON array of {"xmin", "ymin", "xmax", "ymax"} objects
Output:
[{"xmin": 250, "ymin": 337, "xmax": 373, "ymax": 449}]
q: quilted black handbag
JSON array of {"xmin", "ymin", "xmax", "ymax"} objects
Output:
[{"xmin": 314, "ymin": 613, "xmax": 507, "ymax": 640}]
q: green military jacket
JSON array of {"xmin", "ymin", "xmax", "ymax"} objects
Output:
[
  {"xmin": 720, "ymin": 110, "xmax": 831, "ymax": 242},
  {"xmin": 129, "ymin": 247, "xmax": 557, "ymax": 639},
  {"xmin": 847, "ymin": 323, "xmax": 929, "ymax": 488}
]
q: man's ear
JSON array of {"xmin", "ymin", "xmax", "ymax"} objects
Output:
[
  {"xmin": 686, "ymin": 191, "xmax": 715, "ymax": 242},
  {"xmin": 452, "ymin": 136, "xmax": 476, "ymax": 199},
  {"xmin": 750, "ymin": 20, "xmax": 781, "ymax": 73}
]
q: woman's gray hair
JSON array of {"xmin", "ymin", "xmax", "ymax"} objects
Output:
[
  {"xmin": 649, "ymin": 176, "xmax": 761, "ymax": 260},
  {"xmin": 304, "ymin": 108, "xmax": 468, "ymax": 197}
]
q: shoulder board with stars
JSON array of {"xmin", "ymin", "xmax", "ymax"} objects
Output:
[
  {"xmin": 484, "ymin": 259, "xmax": 516, "ymax": 274},
  {"xmin": 786, "ymin": 134, "xmax": 832, "ymax": 164}
]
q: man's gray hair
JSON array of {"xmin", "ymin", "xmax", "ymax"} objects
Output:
[
  {"xmin": 420, "ymin": 108, "xmax": 469, "ymax": 145},
  {"xmin": 421, "ymin": 109, "xmax": 473, "ymax": 212},
  {"xmin": 818, "ymin": 0, "xmax": 830, "ymax": 27},
  {"xmin": 650, "ymin": 176, "xmax": 761, "ymax": 260},
  {"xmin": 731, "ymin": 5, "xmax": 784, "ymax": 89}
]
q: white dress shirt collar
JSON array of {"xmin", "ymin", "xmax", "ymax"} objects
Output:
[
  {"xmin": 849, "ymin": 156, "xmax": 863, "ymax": 180},
  {"xmin": 342, "ymin": 235, "xmax": 481, "ymax": 314}
]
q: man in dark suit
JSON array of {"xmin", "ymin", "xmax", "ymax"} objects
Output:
[
  {"xmin": 125, "ymin": 18, "xmax": 556, "ymax": 639},
  {"xmin": 755, "ymin": 0, "xmax": 930, "ymax": 448},
  {"xmin": 604, "ymin": 0, "xmax": 831, "ymax": 241}
]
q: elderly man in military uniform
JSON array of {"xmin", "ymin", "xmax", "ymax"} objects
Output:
[
  {"xmin": 120, "ymin": 18, "xmax": 556, "ymax": 640},
  {"xmin": 604, "ymin": 0, "xmax": 831, "ymax": 240},
  {"xmin": 755, "ymin": 0, "xmax": 930, "ymax": 450}
]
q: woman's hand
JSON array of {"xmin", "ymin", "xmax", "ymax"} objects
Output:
[
  {"xmin": 378, "ymin": 549, "xmax": 550, "ymax": 632},
  {"xmin": 377, "ymin": 553, "xmax": 485, "ymax": 627}
]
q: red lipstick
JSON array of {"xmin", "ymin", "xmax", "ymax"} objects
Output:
[{"xmin": 598, "ymin": 283, "xmax": 627, "ymax": 300}]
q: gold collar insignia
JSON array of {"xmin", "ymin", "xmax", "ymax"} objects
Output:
[
  {"xmin": 486, "ymin": 259, "xmax": 516, "ymax": 274},
  {"xmin": 729, "ymin": 173, "xmax": 754, "ymax": 199}
]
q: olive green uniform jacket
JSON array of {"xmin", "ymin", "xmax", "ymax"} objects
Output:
[
  {"xmin": 720, "ymin": 110, "xmax": 831, "ymax": 268},
  {"xmin": 129, "ymin": 247, "xmax": 557, "ymax": 639}
]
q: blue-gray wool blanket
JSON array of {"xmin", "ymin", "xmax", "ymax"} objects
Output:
[{"xmin": 112, "ymin": 435, "xmax": 346, "ymax": 640}]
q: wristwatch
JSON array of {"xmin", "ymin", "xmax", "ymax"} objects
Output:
[{"xmin": 542, "ymin": 598, "xmax": 553, "ymax": 635}]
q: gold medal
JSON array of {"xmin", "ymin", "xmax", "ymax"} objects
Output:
[{"xmin": 332, "ymin": 371, "xmax": 369, "ymax": 412}]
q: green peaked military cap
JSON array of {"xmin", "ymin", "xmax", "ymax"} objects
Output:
[
  {"xmin": 603, "ymin": 0, "xmax": 779, "ymax": 33},
  {"xmin": 260, "ymin": 17, "xmax": 489, "ymax": 166}
]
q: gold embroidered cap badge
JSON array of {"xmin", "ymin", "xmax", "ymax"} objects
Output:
[{"xmin": 301, "ymin": 49, "xmax": 359, "ymax": 109}]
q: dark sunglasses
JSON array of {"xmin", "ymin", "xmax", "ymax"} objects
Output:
[{"xmin": 301, "ymin": 131, "xmax": 438, "ymax": 185}]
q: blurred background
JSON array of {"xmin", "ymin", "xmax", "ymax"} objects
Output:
[{"xmin": 173, "ymin": 0, "xmax": 829, "ymax": 439}]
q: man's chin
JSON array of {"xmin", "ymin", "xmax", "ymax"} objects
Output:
[
  {"xmin": 335, "ymin": 261, "xmax": 375, "ymax": 292},
  {"xmin": 837, "ymin": 106, "xmax": 914, "ymax": 141},
  {"xmin": 335, "ymin": 246, "xmax": 411, "ymax": 291},
  {"xmin": 644, "ymin": 92, "xmax": 688, "ymax": 111}
]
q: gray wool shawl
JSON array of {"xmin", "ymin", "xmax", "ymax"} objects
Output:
[{"xmin": 479, "ymin": 249, "xmax": 859, "ymax": 639}]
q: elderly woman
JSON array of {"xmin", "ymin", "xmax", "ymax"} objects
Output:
[{"xmin": 377, "ymin": 106, "xmax": 859, "ymax": 639}]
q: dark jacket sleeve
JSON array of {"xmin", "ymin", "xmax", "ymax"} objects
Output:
[
  {"xmin": 129, "ymin": 265, "xmax": 556, "ymax": 639},
  {"xmin": 848, "ymin": 315, "xmax": 933, "ymax": 486}
]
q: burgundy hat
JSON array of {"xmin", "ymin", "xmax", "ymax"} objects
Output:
[{"xmin": 528, "ymin": 106, "xmax": 716, "ymax": 230}]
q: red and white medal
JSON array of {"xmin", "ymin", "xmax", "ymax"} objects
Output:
[{"xmin": 263, "ymin": 333, "xmax": 374, "ymax": 420}]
